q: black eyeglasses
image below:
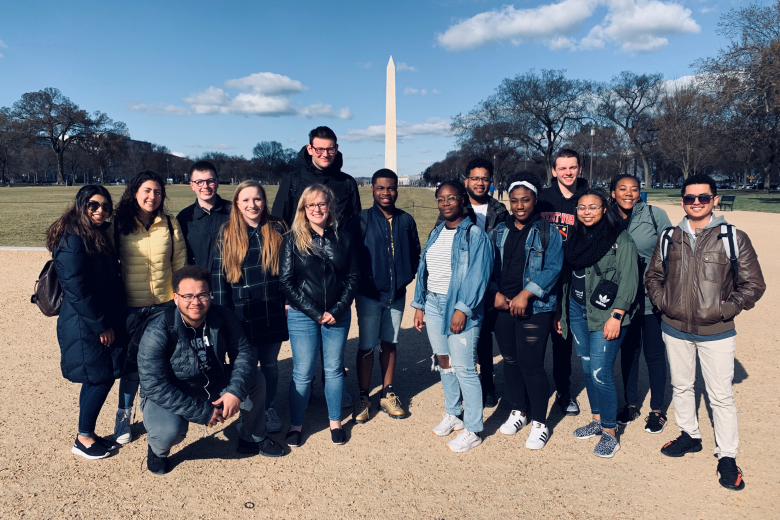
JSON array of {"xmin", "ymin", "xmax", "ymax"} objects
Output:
[
  {"xmin": 191, "ymin": 178, "xmax": 218, "ymax": 187},
  {"xmin": 682, "ymin": 194, "xmax": 713, "ymax": 205},
  {"xmin": 86, "ymin": 201, "xmax": 112, "ymax": 212}
]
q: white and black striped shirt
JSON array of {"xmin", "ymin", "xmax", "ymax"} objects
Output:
[{"xmin": 425, "ymin": 227, "xmax": 456, "ymax": 295}]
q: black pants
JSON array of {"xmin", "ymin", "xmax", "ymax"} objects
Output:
[
  {"xmin": 550, "ymin": 323, "xmax": 573, "ymax": 397},
  {"xmin": 494, "ymin": 311, "xmax": 553, "ymax": 424},
  {"xmin": 477, "ymin": 309, "xmax": 498, "ymax": 390},
  {"xmin": 620, "ymin": 313, "xmax": 666, "ymax": 411}
]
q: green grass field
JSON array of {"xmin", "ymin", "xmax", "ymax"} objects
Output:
[
  {"xmin": 0, "ymin": 185, "xmax": 442, "ymax": 247},
  {"xmin": 644, "ymin": 188, "xmax": 780, "ymax": 213}
]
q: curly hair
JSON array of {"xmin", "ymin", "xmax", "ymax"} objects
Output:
[
  {"xmin": 45, "ymin": 185, "xmax": 115, "ymax": 256},
  {"xmin": 465, "ymin": 157, "xmax": 493, "ymax": 178},
  {"xmin": 505, "ymin": 171, "xmax": 542, "ymax": 198},
  {"xmin": 113, "ymin": 170, "xmax": 168, "ymax": 235}
]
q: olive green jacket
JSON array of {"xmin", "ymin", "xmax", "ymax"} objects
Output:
[{"xmin": 560, "ymin": 230, "xmax": 639, "ymax": 338}]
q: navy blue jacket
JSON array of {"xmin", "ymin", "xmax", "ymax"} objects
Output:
[
  {"xmin": 348, "ymin": 204, "xmax": 421, "ymax": 303},
  {"xmin": 54, "ymin": 230, "xmax": 128, "ymax": 384}
]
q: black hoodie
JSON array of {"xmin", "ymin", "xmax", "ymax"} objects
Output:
[
  {"xmin": 271, "ymin": 146, "xmax": 361, "ymax": 229},
  {"xmin": 536, "ymin": 177, "xmax": 589, "ymax": 243}
]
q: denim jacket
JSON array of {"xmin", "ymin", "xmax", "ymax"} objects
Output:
[
  {"xmin": 411, "ymin": 217, "xmax": 495, "ymax": 336},
  {"xmin": 488, "ymin": 218, "xmax": 564, "ymax": 314}
]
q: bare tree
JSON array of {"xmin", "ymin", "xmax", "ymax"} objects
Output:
[
  {"xmin": 0, "ymin": 107, "xmax": 25, "ymax": 184},
  {"xmin": 81, "ymin": 112, "xmax": 129, "ymax": 184}
]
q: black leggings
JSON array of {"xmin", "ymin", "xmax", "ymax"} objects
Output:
[{"xmin": 493, "ymin": 311, "xmax": 553, "ymax": 424}]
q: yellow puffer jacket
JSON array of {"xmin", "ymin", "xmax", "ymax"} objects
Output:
[{"xmin": 108, "ymin": 215, "xmax": 187, "ymax": 308}]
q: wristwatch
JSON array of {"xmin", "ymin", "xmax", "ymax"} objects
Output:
[{"xmin": 612, "ymin": 311, "xmax": 624, "ymax": 321}]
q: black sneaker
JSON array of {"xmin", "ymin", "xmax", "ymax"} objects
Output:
[
  {"xmin": 71, "ymin": 437, "xmax": 110, "ymax": 460},
  {"xmin": 237, "ymin": 437, "xmax": 285, "ymax": 457},
  {"xmin": 644, "ymin": 412, "xmax": 668, "ymax": 434},
  {"xmin": 616, "ymin": 406, "xmax": 641, "ymax": 425},
  {"xmin": 93, "ymin": 435, "xmax": 119, "ymax": 451},
  {"xmin": 556, "ymin": 393, "xmax": 580, "ymax": 416},
  {"xmin": 717, "ymin": 457, "xmax": 745, "ymax": 491},
  {"xmin": 483, "ymin": 389, "xmax": 498, "ymax": 408},
  {"xmin": 660, "ymin": 431, "xmax": 703, "ymax": 457},
  {"xmin": 330, "ymin": 428, "xmax": 347, "ymax": 445},
  {"xmin": 146, "ymin": 444, "xmax": 169, "ymax": 475},
  {"xmin": 285, "ymin": 429, "xmax": 303, "ymax": 448}
]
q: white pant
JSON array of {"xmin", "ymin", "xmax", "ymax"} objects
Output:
[{"xmin": 663, "ymin": 333, "xmax": 738, "ymax": 459}]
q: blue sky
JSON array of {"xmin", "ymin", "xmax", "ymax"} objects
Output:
[{"xmin": 0, "ymin": 0, "xmax": 748, "ymax": 178}]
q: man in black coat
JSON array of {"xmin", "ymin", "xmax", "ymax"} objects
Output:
[
  {"xmin": 271, "ymin": 126, "xmax": 361, "ymax": 229},
  {"xmin": 138, "ymin": 266, "xmax": 284, "ymax": 474},
  {"xmin": 176, "ymin": 161, "xmax": 231, "ymax": 271}
]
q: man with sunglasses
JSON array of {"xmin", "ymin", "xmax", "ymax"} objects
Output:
[
  {"xmin": 272, "ymin": 126, "xmax": 361, "ymax": 229},
  {"xmin": 646, "ymin": 174, "xmax": 765, "ymax": 491},
  {"xmin": 177, "ymin": 161, "xmax": 231, "ymax": 271},
  {"xmin": 138, "ymin": 265, "xmax": 284, "ymax": 475}
]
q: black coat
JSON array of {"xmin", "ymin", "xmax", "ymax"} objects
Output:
[
  {"xmin": 54, "ymin": 230, "xmax": 128, "ymax": 385},
  {"xmin": 176, "ymin": 195, "xmax": 231, "ymax": 271},
  {"xmin": 279, "ymin": 227, "xmax": 360, "ymax": 322}
]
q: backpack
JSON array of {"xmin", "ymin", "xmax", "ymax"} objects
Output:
[
  {"xmin": 31, "ymin": 249, "xmax": 63, "ymax": 317},
  {"xmin": 114, "ymin": 214, "xmax": 176, "ymax": 263},
  {"xmin": 659, "ymin": 224, "xmax": 740, "ymax": 290}
]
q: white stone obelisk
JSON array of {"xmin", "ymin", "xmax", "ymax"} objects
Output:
[{"xmin": 385, "ymin": 56, "xmax": 397, "ymax": 173}]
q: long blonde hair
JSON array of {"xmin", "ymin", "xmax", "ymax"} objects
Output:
[
  {"xmin": 220, "ymin": 180, "xmax": 286, "ymax": 283},
  {"xmin": 291, "ymin": 184, "xmax": 338, "ymax": 255}
]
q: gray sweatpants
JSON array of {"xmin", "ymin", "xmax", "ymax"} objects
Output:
[{"xmin": 142, "ymin": 367, "xmax": 267, "ymax": 457}]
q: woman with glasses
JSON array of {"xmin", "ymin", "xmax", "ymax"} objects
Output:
[
  {"xmin": 46, "ymin": 186, "xmax": 128, "ymax": 459},
  {"xmin": 213, "ymin": 181, "xmax": 289, "ymax": 435},
  {"xmin": 556, "ymin": 188, "xmax": 638, "ymax": 458},
  {"xmin": 279, "ymin": 184, "xmax": 360, "ymax": 446},
  {"xmin": 109, "ymin": 170, "xmax": 186, "ymax": 444},
  {"xmin": 412, "ymin": 180, "xmax": 494, "ymax": 453},
  {"xmin": 609, "ymin": 174, "xmax": 672, "ymax": 434}
]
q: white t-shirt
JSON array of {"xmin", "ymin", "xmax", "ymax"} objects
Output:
[
  {"xmin": 425, "ymin": 227, "xmax": 457, "ymax": 295},
  {"xmin": 472, "ymin": 203, "xmax": 488, "ymax": 231}
]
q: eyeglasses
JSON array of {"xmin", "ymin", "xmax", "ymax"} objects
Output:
[
  {"xmin": 86, "ymin": 201, "xmax": 112, "ymax": 212},
  {"xmin": 311, "ymin": 146, "xmax": 337, "ymax": 156},
  {"xmin": 304, "ymin": 202, "xmax": 328, "ymax": 211},
  {"xmin": 576, "ymin": 205, "xmax": 603, "ymax": 213},
  {"xmin": 176, "ymin": 292, "xmax": 211, "ymax": 303},
  {"xmin": 682, "ymin": 194, "xmax": 713, "ymax": 205},
  {"xmin": 436, "ymin": 196, "xmax": 460, "ymax": 206},
  {"xmin": 467, "ymin": 176, "xmax": 491, "ymax": 184},
  {"xmin": 191, "ymin": 178, "xmax": 218, "ymax": 187}
]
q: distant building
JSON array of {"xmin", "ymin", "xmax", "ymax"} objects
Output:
[{"xmin": 398, "ymin": 174, "xmax": 422, "ymax": 186}]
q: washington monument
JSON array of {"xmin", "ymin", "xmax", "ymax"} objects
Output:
[{"xmin": 385, "ymin": 56, "xmax": 397, "ymax": 173}]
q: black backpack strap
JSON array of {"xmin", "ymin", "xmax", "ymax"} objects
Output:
[
  {"xmin": 166, "ymin": 215, "xmax": 175, "ymax": 263},
  {"xmin": 718, "ymin": 224, "xmax": 740, "ymax": 291},
  {"xmin": 593, "ymin": 261, "xmax": 603, "ymax": 278},
  {"xmin": 648, "ymin": 205, "xmax": 659, "ymax": 235},
  {"xmin": 465, "ymin": 223, "xmax": 474, "ymax": 246},
  {"xmin": 540, "ymin": 219, "xmax": 550, "ymax": 251},
  {"xmin": 659, "ymin": 227, "xmax": 675, "ymax": 287},
  {"xmin": 289, "ymin": 170, "xmax": 301, "ymax": 206}
]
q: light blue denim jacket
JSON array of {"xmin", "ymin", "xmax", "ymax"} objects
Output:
[
  {"xmin": 488, "ymin": 218, "xmax": 564, "ymax": 314},
  {"xmin": 411, "ymin": 217, "xmax": 495, "ymax": 336}
]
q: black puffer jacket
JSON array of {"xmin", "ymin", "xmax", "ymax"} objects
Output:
[
  {"xmin": 54, "ymin": 229, "xmax": 128, "ymax": 384},
  {"xmin": 279, "ymin": 227, "xmax": 360, "ymax": 322},
  {"xmin": 137, "ymin": 305, "xmax": 256, "ymax": 425}
]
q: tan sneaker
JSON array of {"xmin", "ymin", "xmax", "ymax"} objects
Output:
[
  {"xmin": 353, "ymin": 396, "xmax": 371, "ymax": 424},
  {"xmin": 379, "ymin": 392, "xmax": 408, "ymax": 419}
]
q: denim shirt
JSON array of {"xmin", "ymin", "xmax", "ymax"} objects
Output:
[
  {"xmin": 411, "ymin": 217, "xmax": 495, "ymax": 336},
  {"xmin": 488, "ymin": 219, "xmax": 564, "ymax": 314}
]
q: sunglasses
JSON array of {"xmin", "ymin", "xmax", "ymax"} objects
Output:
[
  {"xmin": 682, "ymin": 194, "xmax": 713, "ymax": 205},
  {"xmin": 86, "ymin": 201, "xmax": 112, "ymax": 212}
]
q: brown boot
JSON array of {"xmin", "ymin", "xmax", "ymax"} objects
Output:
[{"xmin": 379, "ymin": 393, "xmax": 408, "ymax": 419}]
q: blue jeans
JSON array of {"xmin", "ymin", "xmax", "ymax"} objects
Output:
[
  {"xmin": 424, "ymin": 293, "xmax": 483, "ymax": 433},
  {"xmin": 568, "ymin": 299, "xmax": 626, "ymax": 430},
  {"xmin": 355, "ymin": 294, "xmax": 405, "ymax": 349},
  {"xmin": 78, "ymin": 381, "xmax": 114, "ymax": 437},
  {"xmin": 287, "ymin": 307, "xmax": 351, "ymax": 426},
  {"xmin": 256, "ymin": 342, "xmax": 282, "ymax": 409}
]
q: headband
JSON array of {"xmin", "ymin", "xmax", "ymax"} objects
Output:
[{"xmin": 507, "ymin": 181, "xmax": 537, "ymax": 195}]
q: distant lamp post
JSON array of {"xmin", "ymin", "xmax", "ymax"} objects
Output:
[{"xmin": 590, "ymin": 127, "xmax": 596, "ymax": 183}]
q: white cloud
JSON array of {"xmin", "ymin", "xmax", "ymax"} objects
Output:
[
  {"xmin": 436, "ymin": 0, "xmax": 700, "ymax": 54},
  {"xmin": 299, "ymin": 103, "xmax": 354, "ymax": 120},
  {"xmin": 288, "ymin": 138, "xmax": 297, "ymax": 143},
  {"xmin": 126, "ymin": 102, "xmax": 190, "ymax": 116},
  {"xmin": 357, "ymin": 61, "xmax": 373, "ymax": 69},
  {"xmin": 701, "ymin": 7, "xmax": 714, "ymax": 14},
  {"xmin": 0, "ymin": 40, "xmax": 7, "ymax": 48},
  {"xmin": 342, "ymin": 117, "xmax": 451, "ymax": 142},
  {"xmin": 432, "ymin": 89, "xmax": 441, "ymax": 94},
  {"xmin": 396, "ymin": 62, "xmax": 417, "ymax": 72},
  {"xmin": 223, "ymin": 72, "xmax": 304, "ymax": 95},
  {"xmin": 183, "ymin": 86, "xmax": 298, "ymax": 116},
  {"xmin": 419, "ymin": 148, "xmax": 431, "ymax": 153},
  {"xmin": 404, "ymin": 88, "xmax": 428, "ymax": 96}
]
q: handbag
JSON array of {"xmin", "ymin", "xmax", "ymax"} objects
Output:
[
  {"xmin": 31, "ymin": 249, "xmax": 63, "ymax": 317},
  {"xmin": 590, "ymin": 261, "xmax": 619, "ymax": 310}
]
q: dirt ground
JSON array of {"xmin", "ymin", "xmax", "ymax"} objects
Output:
[{"xmin": 1, "ymin": 201, "xmax": 777, "ymax": 519}]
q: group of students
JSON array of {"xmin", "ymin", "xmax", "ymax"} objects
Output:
[{"xmin": 48, "ymin": 126, "xmax": 764, "ymax": 491}]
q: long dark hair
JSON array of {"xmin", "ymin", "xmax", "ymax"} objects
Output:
[
  {"xmin": 114, "ymin": 170, "xmax": 168, "ymax": 235},
  {"xmin": 572, "ymin": 188, "xmax": 621, "ymax": 239},
  {"xmin": 45, "ymin": 185, "xmax": 114, "ymax": 256}
]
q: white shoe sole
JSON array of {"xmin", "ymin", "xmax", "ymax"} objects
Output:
[
  {"xmin": 115, "ymin": 433, "xmax": 132, "ymax": 445},
  {"xmin": 526, "ymin": 441, "xmax": 547, "ymax": 450},
  {"xmin": 645, "ymin": 423, "xmax": 667, "ymax": 434},
  {"xmin": 593, "ymin": 443, "xmax": 620, "ymax": 458},
  {"xmin": 447, "ymin": 437, "xmax": 482, "ymax": 452},
  {"xmin": 500, "ymin": 422, "xmax": 526, "ymax": 435},
  {"xmin": 71, "ymin": 446, "xmax": 110, "ymax": 460}
]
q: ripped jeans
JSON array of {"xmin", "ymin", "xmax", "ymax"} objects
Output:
[
  {"xmin": 568, "ymin": 299, "xmax": 625, "ymax": 430},
  {"xmin": 424, "ymin": 293, "xmax": 483, "ymax": 433}
]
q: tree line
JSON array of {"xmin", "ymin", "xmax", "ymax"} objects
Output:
[
  {"xmin": 0, "ymin": 88, "xmax": 300, "ymax": 186},
  {"xmin": 424, "ymin": 1, "xmax": 780, "ymax": 193}
]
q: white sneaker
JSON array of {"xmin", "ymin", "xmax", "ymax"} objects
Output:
[
  {"xmin": 432, "ymin": 413, "xmax": 465, "ymax": 436},
  {"xmin": 525, "ymin": 421, "xmax": 549, "ymax": 450},
  {"xmin": 447, "ymin": 430, "xmax": 483, "ymax": 452},
  {"xmin": 499, "ymin": 410, "xmax": 528, "ymax": 435},
  {"xmin": 114, "ymin": 409, "xmax": 132, "ymax": 445},
  {"xmin": 342, "ymin": 389, "xmax": 353, "ymax": 408},
  {"xmin": 265, "ymin": 407, "xmax": 282, "ymax": 433}
]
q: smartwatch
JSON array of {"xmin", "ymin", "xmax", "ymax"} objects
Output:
[{"xmin": 612, "ymin": 311, "xmax": 624, "ymax": 322}]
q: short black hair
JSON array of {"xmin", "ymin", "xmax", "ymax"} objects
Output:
[
  {"xmin": 553, "ymin": 148, "xmax": 581, "ymax": 169},
  {"xmin": 308, "ymin": 126, "xmax": 338, "ymax": 145},
  {"xmin": 372, "ymin": 168, "xmax": 398, "ymax": 185},
  {"xmin": 465, "ymin": 157, "xmax": 493, "ymax": 178},
  {"xmin": 505, "ymin": 171, "xmax": 542, "ymax": 198},
  {"xmin": 609, "ymin": 173, "xmax": 640, "ymax": 194},
  {"xmin": 189, "ymin": 160, "xmax": 217, "ymax": 178},
  {"xmin": 173, "ymin": 265, "xmax": 211, "ymax": 293},
  {"xmin": 681, "ymin": 174, "xmax": 717, "ymax": 197}
]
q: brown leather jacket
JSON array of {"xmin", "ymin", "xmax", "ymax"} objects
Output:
[{"xmin": 645, "ymin": 219, "xmax": 765, "ymax": 335}]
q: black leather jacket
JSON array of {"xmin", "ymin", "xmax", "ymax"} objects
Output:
[{"xmin": 279, "ymin": 227, "xmax": 360, "ymax": 322}]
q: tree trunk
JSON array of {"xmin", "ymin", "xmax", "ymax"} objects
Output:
[
  {"xmin": 639, "ymin": 153, "xmax": 651, "ymax": 188},
  {"xmin": 57, "ymin": 152, "xmax": 65, "ymax": 185},
  {"xmin": 743, "ymin": 167, "xmax": 748, "ymax": 189}
]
